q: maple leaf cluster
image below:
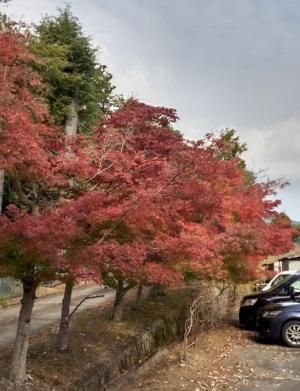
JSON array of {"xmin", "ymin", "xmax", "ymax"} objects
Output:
[
  {"xmin": 0, "ymin": 29, "xmax": 58, "ymax": 182},
  {"xmin": 0, "ymin": 28, "xmax": 295, "ymax": 292}
]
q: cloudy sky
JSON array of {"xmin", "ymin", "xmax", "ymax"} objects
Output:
[{"xmin": 2, "ymin": 0, "xmax": 300, "ymax": 219}]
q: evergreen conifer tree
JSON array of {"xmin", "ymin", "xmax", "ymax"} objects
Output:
[{"xmin": 31, "ymin": 5, "xmax": 114, "ymax": 133}]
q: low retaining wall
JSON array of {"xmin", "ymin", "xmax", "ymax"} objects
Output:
[
  {"xmin": 68, "ymin": 304, "xmax": 187, "ymax": 391},
  {"xmin": 0, "ymin": 278, "xmax": 22, "ymax": 299}
]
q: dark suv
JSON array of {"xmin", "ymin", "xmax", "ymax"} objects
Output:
[{"xmin": 239, "ymin": 272, "xmax": 300, "ymax": 328}]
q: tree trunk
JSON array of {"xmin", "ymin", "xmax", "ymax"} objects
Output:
[
  {"xmin": 55, "ymin": 99, "xmax": 78, "ymax": 349},
  {"xmin": 111, "ymin": 279, "xmax": 128, "ymax": 322},
  {"xmin": 0, "ymin": 168, "xmax": 4, "ymax": 213},
  {"xmin": 132, "ymin": 284, "xmax": 143, "ymax": 310},
  {"xmin": 65, "ymin": 98, "xmax": 79, "ymax": 138},
  {"xmin": 56, "ymin": 280, "xmax": 74, "ymax": 351},
  {"xmin": 157, "ymin": 284, "xmax": 165, "ymax": 296},
  {"xmin": 148, "ymin": 284, "xmax": 158, "ymax": 299},
  {"xmin": 32, "ymin": 204, "xmax": 40, "ymax": 216},
  {"xmin": 9, "ymin": 278, "xmax": 38, "ymax": 384},
  {"xmin": 65, "ymin": 98, "xmax": 79, "ymax": 157},
  {"xmin": 111, "ymin": 297, "xmax": 123, "ymax": 322},
  {"xmin": 148, "ymin": 284, "xmax": 165, "ymax": 299}
]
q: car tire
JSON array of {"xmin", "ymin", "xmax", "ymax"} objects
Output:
[{"xmin": 282, "ymin": 320, "xmax": 300, "ymax": 348}]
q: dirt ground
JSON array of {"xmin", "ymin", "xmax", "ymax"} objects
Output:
[
  {"xmin": 3, "ymin": 284, "xmax": 300, "ymax": 391},
  {"xmin": 120, "ymin": 325, "xmax": 248, "ymax": 391},
  {"xmin": 122, "ymin": 324, "xmax": 300, "ymax": 391}
]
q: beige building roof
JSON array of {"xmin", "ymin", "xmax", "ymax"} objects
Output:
[{"xmin": 262, "ymin": 243, "xmax": 300, "ymax": 266}]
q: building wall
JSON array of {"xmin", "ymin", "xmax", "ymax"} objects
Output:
[
  {"xmin": 282, "ymin": 259, "xmax": 289, "ymax": 271},
  {"xmin": 274, "ymin": 261, "xmax": 281, "ymax": 272},
  {"xmin": 288, "ymin": 260, "xmax": 300, "ymax": 271},
  {"xmin": 0, "ymin": 278, "xmax": 22, "ymax": 299}
]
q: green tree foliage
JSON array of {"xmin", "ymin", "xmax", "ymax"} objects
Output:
[
  {"xmin": 218, "ymin": 128, "xmax": 247, "ymax": 160},
  {"xmin": 31, "ymin": 5, "xmax": 114, "ymax": 133},
  {"xmin": 218, "ymin": 128, "xmax": 256, "ymax": 184},
  {"xmin": 292, "ymin": 222, "xmax": 300, "ymax": 241}
]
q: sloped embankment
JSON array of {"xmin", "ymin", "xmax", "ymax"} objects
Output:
[
  {"xmin": 0, "ymin": 289, "xmax": 191, "ymax": 391},
  {"xmin": 68, "ymin": 290, "xmax": 189, "ymax": 391},
  {"xmin": 1, "ymin": 282, "xmax": 249, "ymax": 390}
]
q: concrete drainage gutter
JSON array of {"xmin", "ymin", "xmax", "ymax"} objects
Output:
[
  {"xmin": 68, "ymin": 306, "xmax": 187, "ymax": 391},
  {"xmin": 109, "ymin": 342, "xmax": 176, "ymax": 391}
]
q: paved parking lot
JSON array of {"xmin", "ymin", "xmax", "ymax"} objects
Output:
[{"xmin": 234, "ymin": 332, "xmax": 300, "ymax": 391}]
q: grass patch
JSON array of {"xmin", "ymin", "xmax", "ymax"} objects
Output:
[{"xmin": 0, "ymin": 296, "xmax": 8, "ymax": 307}]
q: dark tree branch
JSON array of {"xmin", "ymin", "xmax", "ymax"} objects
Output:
[
  {"xmin": 12, "ymin": 177, "xmax": 36, "ymax": 208},
  {"xmin": 68, "ymin": 294, "xmax": 104, "ymax": 320}
]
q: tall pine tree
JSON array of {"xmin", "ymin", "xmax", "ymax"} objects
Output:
[{"xmin": 31, "ymin": 5, "xmax": 114, "ymax": 134}]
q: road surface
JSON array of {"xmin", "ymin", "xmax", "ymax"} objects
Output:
[
  {"xmin": 0, "ymin": 285, "xmax": 115, "ymax": 348},
  {"xmin": 234, "ymin": 333, "xmax": 300, "ymax": 391}
]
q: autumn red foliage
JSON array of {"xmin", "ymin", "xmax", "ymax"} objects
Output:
[
  {"xmin": 49, "ymin": 101, "xmax": 295, "ymax": 291},
  {"xmin": 0, "ymin": 26, "xmax": 296, "ymax": 383},
  {"xmin": 0, "ymin": 28, "xmax": 58, "ymax": 183}
]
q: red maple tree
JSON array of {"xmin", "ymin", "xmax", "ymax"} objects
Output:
[
  {"xmin": 58, "ymin": 101, "xmax": 295, "ymax": 320},
  {"xmin": 0, "ymin": 26, "xmax": 296, "ymax": 384}
]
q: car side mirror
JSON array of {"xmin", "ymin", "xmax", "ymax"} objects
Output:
[{"xmin": 289, "ymin": 286, "xmax": 295, "ymax": 298}]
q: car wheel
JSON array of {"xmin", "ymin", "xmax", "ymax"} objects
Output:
[{"xmin": 282, "ymin": 321, "xmax": 300, "ymax": 347}]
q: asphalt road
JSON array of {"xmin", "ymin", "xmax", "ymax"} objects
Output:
[
  {"xmin": 234, "ymin": 332, "xmax": 300, "ymax": 391},
  {"xmin": 0, "ymin": 285, "xmax": 115, "ymax": 348}
]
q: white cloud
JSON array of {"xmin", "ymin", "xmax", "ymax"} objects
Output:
[{"xmin": 243, "ymin": 119, "xmax": 300, "ymax": 219}]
